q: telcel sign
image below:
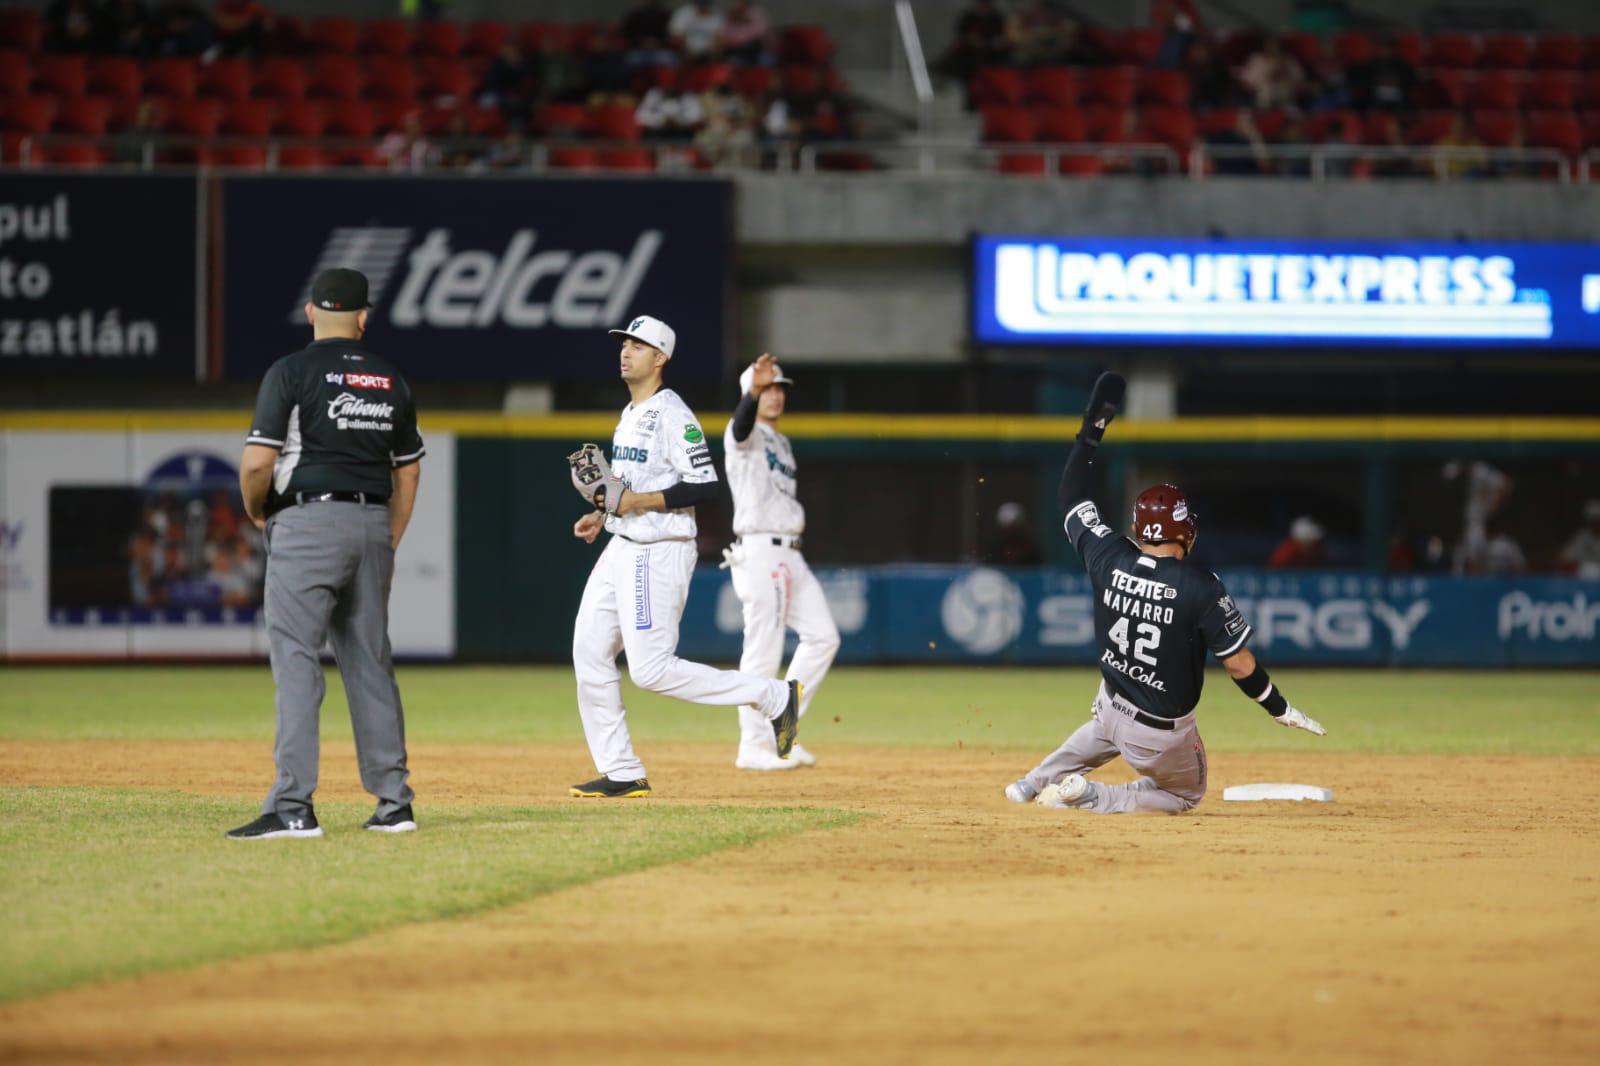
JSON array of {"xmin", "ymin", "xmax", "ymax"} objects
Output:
[{"xmin": 973, "ymin": 236, "xmax": 1600, "ymax": 348}]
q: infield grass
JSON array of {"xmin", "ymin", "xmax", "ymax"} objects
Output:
[{"xmin": 1, "ymin": 665, "xmax": 1597, "ymax": 755}]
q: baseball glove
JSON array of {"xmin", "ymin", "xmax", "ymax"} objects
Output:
[{"xmin": 567, "ymin": 443, "xmax": 627, "ymax": 514}]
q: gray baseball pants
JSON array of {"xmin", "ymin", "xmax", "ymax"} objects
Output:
[
  {"xmin": 261, "ymin": 501, "xmax": 413, "ymax": 819},
  {"xmin": 1023, "ymin": 682, "xmax": 1207, "ymax": 814}
]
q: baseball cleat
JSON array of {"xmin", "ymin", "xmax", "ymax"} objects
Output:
[
  {"xmin": 226, "ymin": 810, "xmax": 323, "ymax": 840},
  {"xmin": 735, "ymin": 750, "xmax": 801, "ymax": 771},
  {"xmin": 364, "ymin": 804, "xmax": 417, "ymax": 833},
  {"xmin": 1004, "ymin": 779, "xmax": 1038, "ymax": 804},
  {"xmin": 1037, "ymin": 774, "xmax": 1094, "ymax": 809},
  {"xmin": 786, "ymin": 743, "xmax": 817, "ymax": 767},
  {"xmin": 569, "ymin": 776, "xmax": 652, "ymax": 798},
  {"xmin": 771, "ymin": 681, "xmax": 801, "ymax": 758}
]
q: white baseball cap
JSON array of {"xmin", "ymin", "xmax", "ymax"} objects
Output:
[
  {"xmin": 609, "ymin": 314, "xmax": 676, "ymax": 359},
  {"xmin": 738, "ymin": 360, "xmax": 795, "ymax": 394}
]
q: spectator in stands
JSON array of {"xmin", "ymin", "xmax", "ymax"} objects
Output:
[
  {"xmin": 670, "ymin": 0, "xmax": 726, "ymax": 61},
  {"xmin": 940, "ymin": 0, "xmax": 1014, "ymax": 88},
  {"xmin": 1368, "ymin": 111, "xmax": 1422, "ymax": 178},
  {"xmin": 107, "ymin": 0, "xmax": 155, "ymax": 57},
  {"xmin": 1492, "ymin": 116, "xmax": 1540, "ymax": 179},
  {"xmin": 621, "ymin": 0, "xmax": 677, "ymax": 68},
  {"xmin": 152, "ymin": 0, "xmax": 212, "ymax": 56},
  {"xmin": 695, "ymin": 86, "xmax": 754, "ymax": 165},
  {"xmin": 1049, "ymin": 18, "xmax": 1108, "ymax": 67},
  {"xmin": 1238, "ymin": 36, "xmax": 1305, "ymax": 111},
  {"xmin": 212, "ymin": 0, "xmax": 268, "ymax": 57},
  {"xmin": 44, "ymin": 0, "xmax": 107, "ymax": 52},
  {"xmin": 1430, "ymin": 113, "xmax": 1487, "ymax": 180},
  {"xmin": 1268, "ymin": 516, "xmax": 1327, "ymax": 568},
  {"xmin": 1474, "ymin": 517, "xmax": 1527, "ymax": 576},
  {"xmin": 1347, "ymin": 36, "xmax": 1416, "ymax": 113},
  {"xmin": 1185, "ymin": 40, "xmax": 1234, "ymax": 110},
  {"xmin": 482, "ymin": 128, "xmax": 529, "ymax": 169},
  {"xmin": 109, "ymin": 99, "xmax": 163, "ymax": 165},
  {"xmin": 378, "ymin": 111, "xmax": 430, "ymax": 170},
  {"xmin": 1151, "ymin": 0, "xmax": 1202, "ymax": 68},
  {"xmin": 1274, "ymin": 115, "xmax": 1313, "ymax": 176},
  {"xmin": 582, "ymin": 27, "xmax": 633, "ymax": 97},
  {"xmin": 477, "ymin": 42, "xmax": 536, "ymax": 123},
  {"xmin": 1558, "ymin": 499, "xmax": 1600, "ymax": 578},
  {"xmin": 985, "ymin": 502, "xmax": 1042, "ymax": 566},
  {"xmin": 434, "ymin": 111, "xmax": 484, "ymax": 169},
  {"xmin": 1444, "ymin": 460, "xmax": 1512, "ymax": 574},
  {"xmin": 719, "ymin": 0, "xmax": 772, "ymax": 65},
  {"xmin": 637, "ymin": 84, "xmax": 707, "ymax": 141},
  {"xmin": 1207, "ymin": 109, "xmax": 1271, "ymax": 176},
  {"xmin": 535, "ymin": 33, "xmax": 588, "ymax": 105},
  {"xmin": 1010, "ymin": 0, "xmax": 1064, "ymax": 67}
]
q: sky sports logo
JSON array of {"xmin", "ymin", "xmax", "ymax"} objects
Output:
[
  {"xmin": 976, "ymin": 238, "xmax": 1600, "ymax": 347},
  {"xmin": 292, "ymin": 227, "xmax": 661, "ymax": 331}
]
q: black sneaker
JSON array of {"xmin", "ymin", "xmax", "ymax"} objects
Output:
[
  {"xmin": 364, "ymin": 804, "xmax": 417, "ymax": 833},
  {"xmin": 771, "ymin": 680, "xmax": 801, "ymax": 758},
  {"xmin": 225, "ymin": 810, "xmax": 323, "ymax": 840},
  {"xmin": 569, "ymin": 776, "xmax": 652, "ymax": 798}
]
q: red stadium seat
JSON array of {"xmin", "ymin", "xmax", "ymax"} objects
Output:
[
  {"xmin": 3, "ymin": 95, "xmax": 59, "ymax": 134},
  {"xmin": 323, "ymin": 104, "xmax": 376, "ymax": 139},
  {"xmin": 1306, "ymin": 109, "xmax": 1360, "ymax": 144},
  {"xmin": 1332, "ymin": 32, "xmax": 1374, "ymax": 67},
  {"xmin": 1198, "ymin": 108, "xmax": 1238, "ymax": 136},
  {"xmin": 272, "ymin": 100, "xmax": 324, "ymax": 137},
  {"xmin": 1479, "ymin": 34, "xmax": 1530, "ymax": 69},
  {"xmin": 368, "ymin": 99, "xmax": 414, "ymax": 134},
  {"xmin": 1138, "ymin": 70, "xmax": 1190, "ymax": 108},
  {"xmin": 214, "ymin": 145, "xmax": 270, "ymax": 168},
  {"xmin": 87, "ymin": 57, "xmax": 142, "ymax": 100},
  {"xmin": 1581, "ymin": 72, "xmax": 1600, "ymax": 109},
  {"xmin": 362, "ymin": 59, "xmax": 419, "ymax": 102},
  {"xmin": 1086, "ymin": 105, "xmax": 1136, "ymax": 143},
  {"xmin": 981, "ymin": 106, "xmax": 1035, "ymax": 144},
  {"xmin": 598, "ymin": 147, "xmax": 656, "ymax": 172},
  {"xmin": 419, "ymin": 59, "xmax": 472, "ymax": 100},
  {"xmin": 1033, "ymin": 107, "xmax": 1085, "ymax": 143},
  {"xmin": 633, "ymin": 65, "xmax": 678, "ymax": 92},
  {"xmin": 459, "ymin": 103, "xmax": 507, "ymax": 137},
  {"xmin": 1582, "ymin": 110, "xmax": 1600, "ymax": 148},
  {"xmin": 144, "ymin": 58, "xmax": 199, "ymax": 99},
  {"xmin": 996, "ymin": 152, "xmax": 1047, "ymax": 175},
  {"xmin": 781, "ymin": 65, "xmax": 822, "ymax": 96},
  {"xmin": 535, "ymin": 103, "xmax": 588, "ymax": 137},
  {"xmin": 277, "ymin": 145, "xmax": 327, "ymax": 169},
  {"xmin": 778, "ymin": 25, "xmax": 833, "ymax": 64},
  {"xmin": 588, "ymin": 104, "xmax": 640, "ymax": 142},
  {"xmin": 40, "ymin": 143, "xmax": 108, "ymax": 167},
  {"xmin": 1392, "ymin": 32, "xmax": 1425, "ymax": 67},
  {"xmin": 1023, "ymin": 68, "xmax": 1078, "ymax": 109},
  {"xmin": 199, "ymin": 58, "xmax": 253, "ymax": 101},
  {"xmin": 1407, "ymin": 110, "xmax": 1455, "ymax": 145},
  {"xmin": 309, "ymin": 18, "xmax": 360, "ymax": 55},
  {"xmin": 517, "ymin": 22, "xmax": 560, "ymax": 54},
  {"xmin": 1252, "ymin": 108, "xmax": 1290, "ymax": 140},
  {"xmin": 1468, "ymin": 70, "xmax": 1522, "ymax": 109},
  {"xmin": 0, "ymin": 10, "xmax": 43, "ymax": 51},
  {"xmin": 1528, "ymin": 111, "xmax": 1582, "ymax": 157},
  {"xmin": 1282, "ymin": 31, "xmax": 1325, "ymax": 73},
  {"xmin": 1525, "ymin": 71, "xmax": 1576, "ymax": 111},
  {"xmin": 1113, "ymin": 29, "xmax": 1162, "ymax": 66},
  {"xmin": 256, "ymin": 58, "xmax": 309, "ymax": 100},
  {"xmin": 1141, "ymin": 107, "xmax": 1195, "ymax": 154},
  {"xmin": 360, "ymin": 19, "xmax": 414, "ymax": 57},
  {"xmin": 463, "ymin": 21, "xmax": 511, "ymax": 58},
  {"xmin": 1425, "ymin": 33, "xmax": 1478, "ymax": 68},
  {"xmin": 1081, "ymin": 67, "xmax": 1138, "ymax": 108},
  {"xmin": 1418, "ymin": 69, "xmax": 1471, "ymax": 109},
  {"xmin": 1470, "ymin": 109, "xmax": 1519, "ymax": 148},
  {"xmin": 681, "ymin": 63, "xmax": 733, "ymax": 92},
  {"xmin": 413, "ymin": 21, "xmax": 462, "ymax": 58},
  {"xmin": 1058, "ymin": 154, "xmax": 1106, "ymax": 176},
  {"xmin": 731, "ymin": 66, "xmax": 773, "ymax": 97},
  {"xmin": 57, "ymin": 96, "xmax": 113, "ymax": 135},
  {"xmin": 164, "ymin": 98, "xmax": 224, "ymax": 137},
  {"xmin": 309, "ymin": 57, "xmax": 361, "ymax": 100},
  {"xmin": 971, "ymin": 67, "xmax": 1024, "ymax": 107},
  {"xmin": 547, "ymin": 146, "xmax": 597, "ymax": 169},
  {"xmin": 1531, "ymin": 34, "xmax": 1583, "ymax": 69},
  {"xmin": 34, "ymin": 55, "xmax": 87, "ymax": 97},
  {"xmin": 221, "ymin": 99, "xmax": 276, "ymax": 137},
  {"xmin": 0, "ymin": 50, "xmax": 29, "ymax": 96}
]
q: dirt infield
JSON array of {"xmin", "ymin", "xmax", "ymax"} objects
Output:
[{"xmin": 3, "ymin": 740, "xmax": 1598, "ymax": 1065}]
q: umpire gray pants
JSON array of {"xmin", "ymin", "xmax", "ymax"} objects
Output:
[{"xmin": 262, "ymin": 501, "xmax": 413, "ymax": 819}]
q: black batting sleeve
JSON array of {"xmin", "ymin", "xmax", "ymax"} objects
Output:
[
  {"xmin": 661, "ymin": 480, "xmax": 718, "ymax": 510},
  {"xmin": 730, "ymin": 392, "xmax": 758, "ymax": 443},
  {"xmin": 1058, "ymin": 438, "xmax": 1095, "ymax": 513},
  {"xmin": 1232, "ymin": 662, "xmax": 1290, "ymax": 717}
]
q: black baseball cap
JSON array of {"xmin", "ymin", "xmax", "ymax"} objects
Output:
[{"xmin": 310, "ymin": 268, "xmax": 370, "ymax": 311}]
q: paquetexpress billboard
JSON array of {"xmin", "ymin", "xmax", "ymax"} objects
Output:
[
  {"xmin": 974, "ymin": 236, "xmax": 1600, "ymax": 349},
  {"xmin": 221, "ymin": 175, "xmax": 731, "ymax": 382}
]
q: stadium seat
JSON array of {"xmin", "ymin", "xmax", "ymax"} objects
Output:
[
  {"xmin": 1581, "ymin": 72, "xmax": 1600, "ymax": 109},
  {"xmin": 144, "ymin": 58, "xmax": 199, "ymax": 99},
  {"xmin": 413, "ymin": 21, "xmax": 463, "ymax": 58},
  {"xmin": 1113, "ymin": 29, "xmax": 1163, "ymax": 66},
  {"xmin": 221, "ymin": 99, "xmax": 276, "ymax": 137},
  {"xmin": 780, "ymin": 65, "xmax": 822, "ymax": 96},
  {"xmin": 271, "ymin": 100, "xmax": 325, "ymax": 137},
  {"xmin": 1252, "ymin": 108, "xmax": 1289, "ymax": 140},
  {"xmin": 419, "ymin": 59, "xmax": 473, "ymax": 100},
  {"xmin": 3, "ymin": 95, "xmax": 59, "ymax": 135},
  {"xmin": 362, "ymin": 59, "xmax": 419, "ymax": 102},
  {"xmin": 323, "ymin": 105, "xmax": 376, "ymax": 139},
  {"xmin": 1470, "ymin": 109, "xmax": 1519, "ymax": 148},
  {"xmin": 1023, "ymin": 68, "xmax": 1078, "ymax": 109},
  {"xmin": 463, "ymin": 21, "xmax": 511, "ymax": 58},
  {"xmin": 34, "ymin": 55, "xmax": 87, "ymax": 98},
  {"xmin": 309, "ymin": 17, "xmax": 360, "ymax": 55},
  {"xmin": 1531, "ymin": 34, "xmax": 1584, "ymax": 69},
  {"xmin": 1479, "ymin": 34, "xmax": 1531, "ymax": 69},
  {"xmin": 1085, "ymin": 104, "xmax": 1134, "ymax": 142},
  {"xmin": 0, "ymin": 9, "xmax": 43, "ymax": 51},
  {"xmin": 1418, "ymin": 69, "xmax": 1471, "ymax": 109},
  {"xmin": 535, "ymin": 103, "xmax": 588, "ymax": 137},
  {"xmin": 1138, "ymin": 70, "xmax": 1190, "ymax": 109},
  {"xmin": 1392, "ymin": 32, "xmax": 1425, "ymax": 67},
  {"xmin": 547, "ymin": 146, "xmax": 597, "ymax": 169},
  {"xmin": 39, "ymin": 143, "xmax": 108, "ymax": 166},
  {"xmin": 1058, "ymin": 153, "xmax": 1106, "ymax": 177},
  {"xmin": 731, "ymin": 66, "xmax": 773, "ymax": 97},
  {"xmin": 277, "ymin": 145, "xmax": 327, "ymax": 169},
  {"xmin": 588, "ymin": 104, "xmax": 640, "ymax": 142},
  {"xmin": 633, "ymin": 65, "xmax": 678, "ymax": 92},
  {"xmin": 1528, "ymin": 111, "xmax": 1582, "ymax": 157},
  {"xmin": 57, "ymin": 96, "xmax": 113, "ymax": 135},
  {"xmin": 1141, "ymin": 107, "xmax": 1196, "ymax": 154},
  {"xmin": 1425, "ymin": 33, "xmax": 1479, "ymax": 68},
  {"xmin": 199, "ymin": 58, "xmax": 253, "ymax": 101},
  {"xmin": 597, "ymin": 146, "xmax": 656, "ymax": 172},
  {"xmin": 681, "ymin": 63, "xmax": 734, "ymax": 92},
  {"xmin": 1034, "ymin": 107, "xmax": 1086, "ymax": 143},
  {"xmin": 971, "ymin": 67, "xmax": 1024, "ymax": 108},
  {"xmin": 214, "ymin": 145, "xmax": 269, "ymax": 168},
  {"xmin": 87, "ymin": 57, "xmax": 141, "ymax": 100},
  {"xmin": 1332, "ymin": 31, "xmax": 1374, "ymax": 67},
  {"xmin": 1407, "ymin": 110, "xmax": 1455, "ymax": 145},
  {"xmin": 368, "ymin": 99, "xmax": 413, "ymax": 133},
  {"xmin": 1282, "ymin": 31, "xmax": 1325, "ymax": 73},
  {"xmin": 1081, "ymin": 67, "xmax": 1138, "ymax": 108},
  {"xmin": 778, "ymin": 25, "xmax": 833, "ymax": 65},
  {"xmin": 0, "ymin": 50, "xmax": 28, "ymax": 96},
  {"xmin": 518, "ymin": 22, "xmax": 561, "ymax": 54},
  {"xmin": 309, "ymin": 57, "xmax": 361, "ymax": 100},
  {"xmin": 164, "ymin": 98, "xmax": 224, "ymax": 137},
  {"xmin": 360, "ymin": 19, "xmax": 414, "ymax": 57},
  {"xmin": 1525, "ymin": 71, "xmax": 1576, "ymax": 111},
  {"xmin": 996, "ymin": 152, "xmax": 1047, "ymax": 175},
  {"xmin": 1582, "ymin": 110, "xmax": 1600, "ymax": 149},
  {"xmin": 1306, "ymin": 109, "xmax": 1360, "ymax": 144},
  {"xmin": 1198, "ymin": 108, "xmax": 1238, "ymax": 137},
  {"xmin": 256, "ymin": 58, "xmax": 309, "ymax": 100},
  {"xmin": 981, "ymin": 106, "xmax": 1035, "ymax": 144},
  {"xmin": 460, "ymin": 103, "xmax": 507, "ymax": 137},
  {"xmin": 1468, "ymin": 70, "xmax": 1522, "ymax": 110}
]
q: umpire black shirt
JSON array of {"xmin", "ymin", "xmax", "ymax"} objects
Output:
[
  {"xmin": 1064, "ymin": 498, "xmax": 1252, "ymax": 719},
  {"xmin": 246, "ymin": 338, "xmax": 424, "ymax": 513}
]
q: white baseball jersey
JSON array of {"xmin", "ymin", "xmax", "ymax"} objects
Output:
[
  {"xmin": 604, "ymin": 388, "xmax": 716, "ymax": 543},
  {"xmin": 724, "ymin": 420, "xmax": 805, "ymax": 536}
]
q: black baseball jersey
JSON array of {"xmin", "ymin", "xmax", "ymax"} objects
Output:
[
  {"xmin": 245, "ymin": 338, "xmax": 424, "ymax": 509},
  {"xmin": 1065, "ymin": 497, "xmax": 1252, "ymax": 718}
]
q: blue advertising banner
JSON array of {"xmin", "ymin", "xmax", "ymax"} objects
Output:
[
  {"xmin": 973, "ymin": 236, "xmax": 1600, "ymax": 349},
  {"xmin": 220, "ymin": 175, "xmax": 730, "ymax": 382},
  {"xmin": 677, "ymin": 566, "xmax": 1600, "ymax": 668},
  {"xmin": 0, "ymin": 173, "xmax": 198, "ymax": 377}
]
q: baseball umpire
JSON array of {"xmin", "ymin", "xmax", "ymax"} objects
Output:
[
  {"xmin": 226, "ymin": 268, "xmax": 426, "ymax": 840},
  {"xmin": 1004, "ymin": 372, "xmax": 1326, "ymax": 814}
]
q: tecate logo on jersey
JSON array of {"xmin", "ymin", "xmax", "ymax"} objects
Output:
[{"xmin": 340, "ymin": 229, "xmax": 664, "ymax": 331}]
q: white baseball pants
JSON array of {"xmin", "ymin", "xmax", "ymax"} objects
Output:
[
  {"xmin": 573, "ymin": 535, "xmax": 790, "ymax": 781},
  {"xmin": 729, "ymin": 539, "xmax": 840, "ymax": 757}
]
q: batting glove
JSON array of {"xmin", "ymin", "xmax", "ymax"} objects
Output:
[{"xmin": 1277, "ymin": 706, "xmax": 1327, "ymax": 736}]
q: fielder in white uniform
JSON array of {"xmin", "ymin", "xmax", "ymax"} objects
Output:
[
  {"xmin": 724, "ymin": 354, "xmax": 840, "ymax": 771},
  {"xmin": 565, "ymin": 316, "xmax": 800, "ymax": 798}
]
